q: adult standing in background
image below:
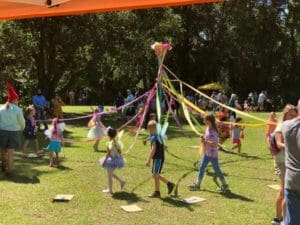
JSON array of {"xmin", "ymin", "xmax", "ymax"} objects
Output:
[
  {"xmin": 282, "ymin": 99, "xmax": 300, "ymax": 225},
  {"xmin": 228, "ymin": 94, "xmax": 238, "ymax": 120},
  {"xmin": 51, "ymin": 93, "xmax": 65, "ymax": 118},
  {"xmin": 68, "ymin": 90, "xmax": 75, "ymax": 105},
  {"xmin": 33, "ymin": 89, "xmax": 48, "ymax": 130},
  {"xmin": 115, "ymin": 92, "xmax": 124, "ymax": 119},
  {"xmin": 125, "ymin": 89, "xmax": 135, "ymax": 119},
  {"xmin": 0, "ymin": 83, "xmax": 25, "ymax": 176},
  {"xmin": 258, "ymin": 91, "xmax": 266, "ymax": 111}
]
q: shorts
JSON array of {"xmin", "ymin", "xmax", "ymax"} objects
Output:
[
  {"xmin": 285, "ymin": 189, "xmax": 300, "ymax": 225},
  {"xmin": 274, "ymin": 161, "xmax": 286, "ymax": 180},
  {"xmin": 232, "ymin": 138, "xmax": 241, "ymax": 145},
  {"xmin": 0, "ymin": 130, "xmax": 22, "ymax": 150},
  {"xmin": 152, "ymin": 159, "xmax": 164, "ymax": 174}
]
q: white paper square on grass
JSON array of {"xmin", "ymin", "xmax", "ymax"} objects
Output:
[
  {"xmin": 53, "ymin": 195, "xmax": 74, "ymax": 201},
  {"xmin": 183, "ymin": 196, "xmax": 206, "ymax": 204},
  {"xmin": 267, "ymin": 184, "xmax": 280, "ymax": 191},
  {"xmin": 120, "ymin": 204, "xmax": 143, "ymax": 212}
]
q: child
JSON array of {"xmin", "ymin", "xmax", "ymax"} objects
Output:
[
  {"xmin": 217, "ymin": 113, "xmax": 230, "ymax": 145},
  {"xmin": 143, "ymin": 113, "xmax": 157, "ymax": 145},
  {"xmin": 22, "ymin": 106, "xmax": 42, "ymax": 157},
  {"xmin": 145, "ymin": 120, "xmax": 175, "ymax": 198},
  {"xmin": 231, "ymin": 117, "xmax": 244, "ymax": 153},
  {"xmin": 99, "ymin": 128, "xmax": 125, "ymax": 195},
  {"xmin": 45, "ymin": 118, "xmax": 64, "ymax": 167},
  {"xmin": 189, "ymin": 113, "xmax": 229, "ymax": 192},
  {"xmin": 87, "ymin": 108, "xmax": 107, "ymax": 151},
  {"xmin": 266, "ymin": 112, "xmax": 277, "ymax": 139}
]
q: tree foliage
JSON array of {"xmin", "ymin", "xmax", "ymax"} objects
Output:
[{"xmin": 0, "ymin": 0, "xmax": 299, "ymax": 104}]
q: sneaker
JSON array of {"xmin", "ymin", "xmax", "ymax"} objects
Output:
[
  {"xmin": 189, "ymin": 183, "xmax": 200, "ymax": 191},
  {"xmin": 148, "ymin": 191, "xmax": 161, "ymax": 198},
  {"xmin": 167, "ymin": 182, "xmax": 175, "ymax": 194},
  {"xmin": 271, "ymin": 218, "xmax": 282, "ymax": 225},
  {"xmin": 220, "ymin": 184, "xmax": 229, "ymax": 192}
]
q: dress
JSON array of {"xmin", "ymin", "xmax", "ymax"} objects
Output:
[
  {"xmin": 87, "ymin": 117, "xmax": 107, "ymax": 139},
  {"xmin": 45, "ymin": 127, "xmax": 64, "ymax": 154},
  {"xmin": 23, "ymin": 117, "xmax": 37, "ymax": 140},
  {"xmin": 99, "ymin": 140, "xmax": 125, "ymax": 169}
]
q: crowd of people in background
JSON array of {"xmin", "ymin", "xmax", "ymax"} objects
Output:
[{"xmin": 186, "ymin": 90, "xmax": 282, "ymax": 113}]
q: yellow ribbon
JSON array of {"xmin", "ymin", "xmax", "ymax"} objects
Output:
[{"xmin": 163, "ymin": 65, "xmax": 276, "ymax": 126}]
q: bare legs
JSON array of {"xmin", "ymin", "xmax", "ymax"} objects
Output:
[
  {"xmin": 93, "ymin": 139, "xmax": 101, "ymax": 151},
  {"xmin": 49, "ymin": 152, "xmax": 59, "ymax": 167},
  {"xmin": 232, "ymin": 143, "xmax": 241, "ymax": 153},
  {"xmin": 106, "ymin": 168, "xmax": 125, "ymax": 194},
  {"xmin": 154, "ymin": 174, "xmax": 169, "ymax": 192},
  {"xmin": 6, "ymin": 149, "xmax": 14, "ymax": 173},
  {"xmin": 275, "ymin": 177, "xmax": 286, "ymax": 221},
  {"xmin": 22, "ymin": 139, "xmax": 40, "ymax": 157}
]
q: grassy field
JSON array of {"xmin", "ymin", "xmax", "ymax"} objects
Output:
[{"xmin": 0, "ymin": 106, "xmax": 278, "ymax": 225}]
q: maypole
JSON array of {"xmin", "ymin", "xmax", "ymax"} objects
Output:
[{"xmin": 151, "ymin": 42, "xmax": 172, "ymax": 143}]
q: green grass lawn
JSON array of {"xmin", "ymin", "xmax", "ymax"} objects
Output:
[{"xmin": 0, "ymin": 106, "xmax": 278, "ymax": 225}]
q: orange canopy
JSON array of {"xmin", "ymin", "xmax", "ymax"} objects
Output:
[{"xmin": 0, "ymin": 0, "xmax": 222, "ymax": 20}]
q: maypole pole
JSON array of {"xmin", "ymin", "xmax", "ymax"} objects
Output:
[{"xmin": 151, "ymin": 42, "xmax": 172, "ymax": 143}]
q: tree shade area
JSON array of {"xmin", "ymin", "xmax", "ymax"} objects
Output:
[{"xmin": 0, "ymin": 0, "xmax": 299, "ymax": 105}]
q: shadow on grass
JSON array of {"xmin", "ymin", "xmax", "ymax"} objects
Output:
[
  {"xmin": 0, "ymin": 171, "xmax": 40, "ymax": 184},
  {"xmin": 161, "ymin": 197, "xmax": 195, "ymax": 211},
  {"xmin": 229, "ymin": 174, "xmax": 276, "ymax": 182},
  {"xmin": 219, "ymin": 147, "xmax": 262, "ymax": 160},
  {"xmin": 221, "ymin": 191, "xmax": 254, "ymax": 202},
  {"xmin": 131, "ymin": 176, "xmax": 153, "ymax": 193},
  {"xmin": 0, "ymin": 153, "xmax": 72, "ymax": 184},
  {"xmin": 204, "ymin": 189, "xmax": 254, "ymax": 202},
  {"xmin": 112, "ymin": 192, "xmax": 149, "ymax": 204},
  {"xmin": 173, "ymin": 169, "xmax": 195, "ymax": 197}
]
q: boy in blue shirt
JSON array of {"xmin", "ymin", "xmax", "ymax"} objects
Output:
[{"xmin": 145, "ymin": 120, "xmax": 175, "ymax": 198}]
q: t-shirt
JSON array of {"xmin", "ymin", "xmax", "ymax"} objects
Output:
[
  {"xmin": 150, "ymin": 135, "xmax": 164, "ymax": 160},
  {"xmin": 282, "ymin": 118, "xmax": 300, "ymax": 192},
  {"xmin": 258, "ymin": 93, "xmax": 265, "ymax": 103},
  {"xmin": 24, "ymin": 117, "xmax": 36, "ymax": 136},
  {"xmin": 204, "ymin": 127, "xmax": 218, "ymax": 158},
  {"xmin": 33, "ymin": 95, "xmax": 47, "ymax": 108},
  {"xmin": 231, "ymin": 126, "xmax": 241, "ymax": 139},
  {"xmin": 125, "ymin": 94, "xmax": 135, "ymax": 103},
  {"xmin": 0, "ymin": 104, "xmax": 25, "ymax": 131}
]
